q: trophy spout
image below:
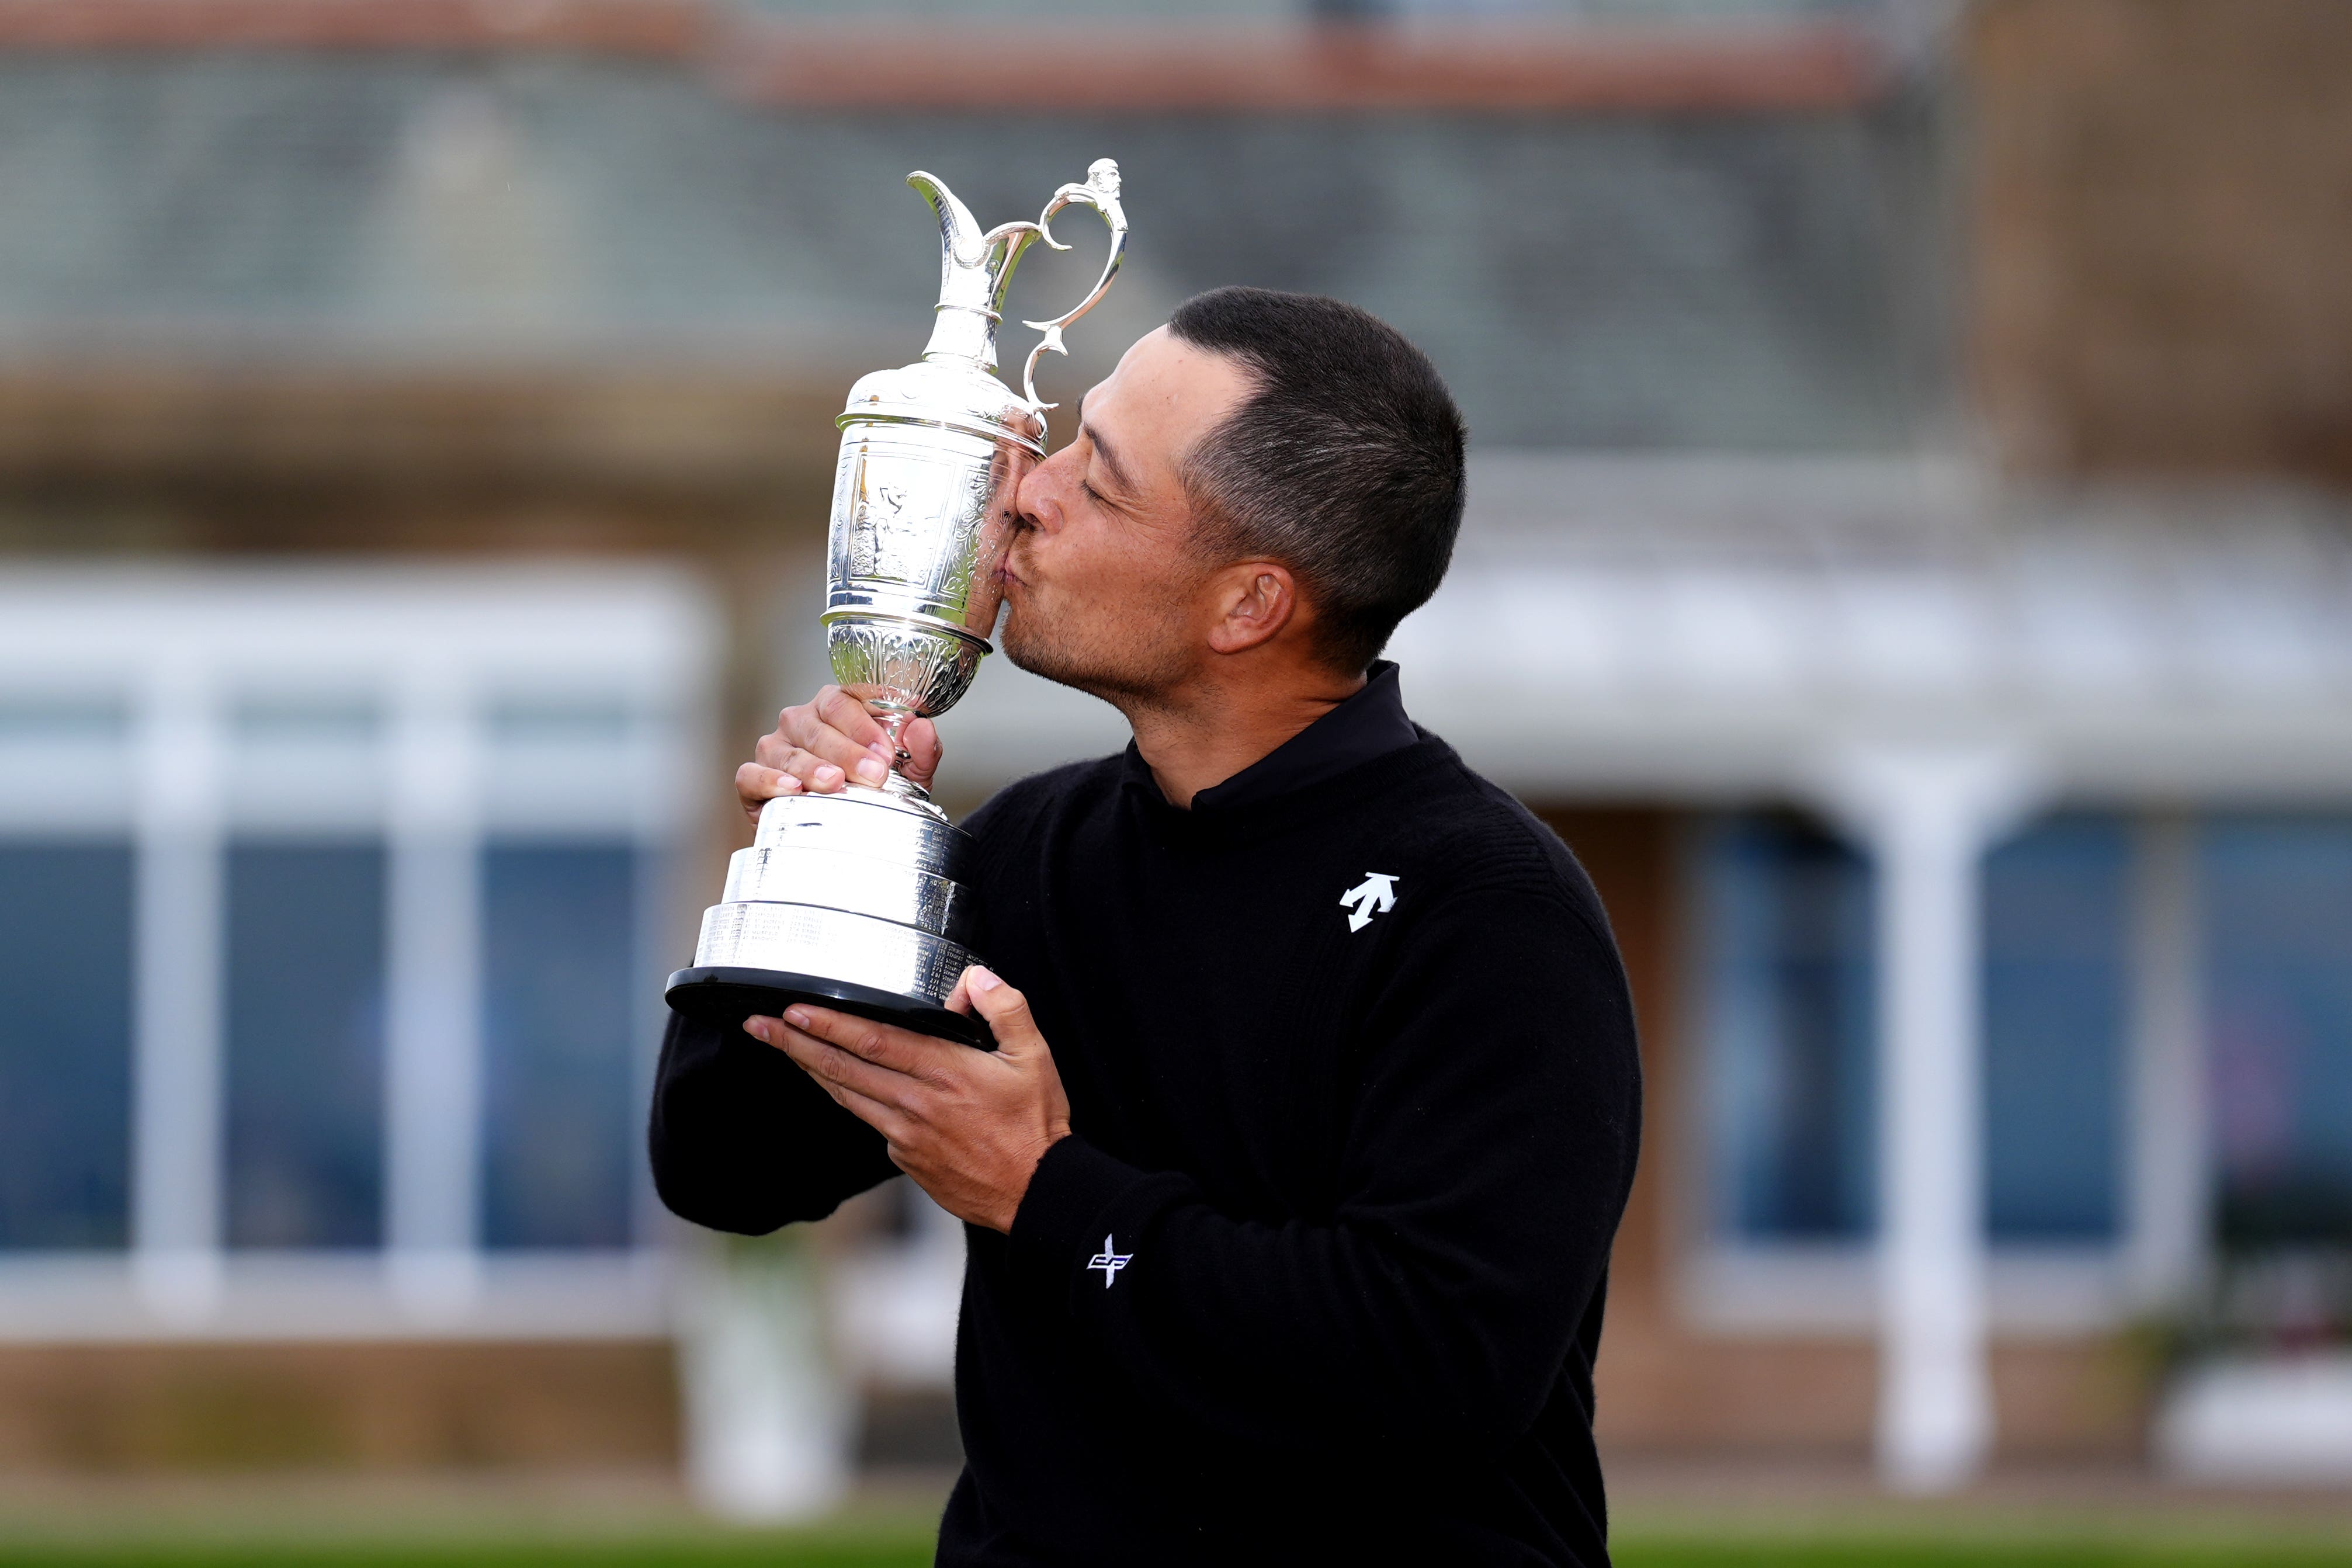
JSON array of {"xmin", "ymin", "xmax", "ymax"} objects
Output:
[{"xmin": 908, "ymin": 171, "xmax": 1045, "ymax": 373}]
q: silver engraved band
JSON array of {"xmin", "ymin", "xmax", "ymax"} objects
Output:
[
  {"xmin": 721, "ymin": 844, "xmax": 974, "ymax": 946},
  {"xmin": 692, "ymin": 901, "xmax": 974, "ymax": 1009},
  {"xmin": 750, "ymin": 788, "xmax": 971, "ymax": 882}
]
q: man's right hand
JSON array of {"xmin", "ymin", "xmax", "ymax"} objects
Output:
[{"xmin": 736, "ymin": 686, "xmax": 943, "ymax": 825}]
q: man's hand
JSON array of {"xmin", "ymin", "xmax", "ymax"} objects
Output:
[
  {"xmin": 737, "ymin": 685, "xmax": 943, "ymax": 825},
  {"xmin": 744, "ymin": 967, "xmax": 1070, "ymax": 1233}
]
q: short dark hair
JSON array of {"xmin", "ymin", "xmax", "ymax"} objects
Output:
[{"xmin": 1167, "ymin": 287, "xmax": 1467, "ymax": 675}]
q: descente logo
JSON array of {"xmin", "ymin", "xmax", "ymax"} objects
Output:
[{"xmin": 1339, "ymin": 872, "xmax": 1399, "ymax": 932}]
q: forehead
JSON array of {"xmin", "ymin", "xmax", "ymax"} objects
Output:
[{"xmin": 1082, "ymin": 326, "xmax": 1255, "ymax": 478}]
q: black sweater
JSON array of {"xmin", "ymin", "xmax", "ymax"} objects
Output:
[{"xmin": 650, "ymin": 676, "xmax": 1643, "ymax": 1566}]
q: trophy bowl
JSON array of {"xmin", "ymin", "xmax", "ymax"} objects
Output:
[
  {"xmin": 665, "ymin": 159, "xmax": 1127, "ymax": 1046},
  {"xmin": 823, "ymin": 613, "xmax": 993, "ymax": 726}
]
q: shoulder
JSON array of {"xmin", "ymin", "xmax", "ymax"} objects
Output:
[
  {"xmin": 1379, "ymin": 740, "xmax": 1616, "ymax": 955},
  {"xmin": 962, "ymin": 751, "xmax": 1125, "ymax": 845}
]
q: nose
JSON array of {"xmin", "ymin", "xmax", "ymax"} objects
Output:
[{"xmin": 1015, "ymin": 442, "xmax": 1081, "ymax": 533}]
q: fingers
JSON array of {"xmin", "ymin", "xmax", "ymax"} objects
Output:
[
  {"xmin": 772, "ymin": 745, "xmax": 854, "ymax": 793},
  {"xmin": 809, "ymin": 686, "xmax": 893, "ymax": 752},
  {"xmin": 795, "ymin": 1003, "xmax": 967, "ymax": 1081},
  {"xmin": 742, "ymin": 1015, "xmax": 913, "ymax": 1137},
  {"xmin": 790, "ymin": 689, "xmax": 897, "ymax": 789},
  {"xmin": 747, "ymin": 690, "xmax": 883, "ymax": 793},
  {"xmin": 749, "ymin": 1004, "xmax": 950, "ymax": 1079},
  {"xmin": 734, "ymin": 745, "xmax": 858, "ymax": 817},
  {"xmin": 797, "ymin": 1058, "xmax": 914, "ymax": 1143},
  {"xmin": 744, "ymin": 687, "xmax": 950, "ymax": 807},
  {"xmin": 737, "ymin": 761, "xmax": 796, "ymax": 822},
  {"xmin": 899, "ymin": 717, "xmax": 943, "ymax": 788},
  {"xmin": 960, "ymin": 967, "xmax": 1043, "ymax": 1052},
  {"xmin": 746, "ymin": 1013, "xmax": 920, "ymax": 1109}
]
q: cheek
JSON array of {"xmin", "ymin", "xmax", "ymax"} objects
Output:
[{"xmin": 1024, "ymin": 512, "xmax": 1198, "ymax": 623}]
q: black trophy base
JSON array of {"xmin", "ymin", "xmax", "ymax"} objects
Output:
[{"xmin": 664, "ymin": 966, "xmax": 987, "ymax": 1048}]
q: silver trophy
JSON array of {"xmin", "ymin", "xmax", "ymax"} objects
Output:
[{"xmin": 666, "ymin": 159, "xmax": 1128, "ymax": 1043}]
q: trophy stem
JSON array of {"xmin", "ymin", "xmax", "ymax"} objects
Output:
[
  {"xmin": 862, "ymin": 704, "xmax": 942, "ymax": 811},
  {"xmin": 875, "ymin": 706, "xmax": 913, "ymax": 766}
]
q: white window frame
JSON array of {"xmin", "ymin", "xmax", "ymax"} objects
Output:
[
  {"xmin": 0, "ymin": 565, "xmax": 717, "ymax": 1341},
  {"xmin": 1671, "ymin": 806, "xmax": 2200, "ymax": 1337}
]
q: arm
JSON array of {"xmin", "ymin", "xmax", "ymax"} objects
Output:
[
  {"xmin": 769, "ymin": 882, "xmax": 1642, "ymax": 1462},
  {"xmin": 647, "ymin": 1009, "xmax": 900, "ymax": 1234},
  {"xmin": 1007, "ymin": 884, "xmax": 1642, "ymax": 1462},
  {"xmin": 649, "ymin": 685, "xmax": 945, "ymax": 1234}
]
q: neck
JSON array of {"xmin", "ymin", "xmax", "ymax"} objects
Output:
[{"xmin": 1122, "ymin": 657, "xmax": 1366, "ymax": 809}]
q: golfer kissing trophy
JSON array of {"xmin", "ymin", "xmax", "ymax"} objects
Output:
[{"xmin": 665, "ymin": 159, "xmax": 1128, "ymax": 1046}]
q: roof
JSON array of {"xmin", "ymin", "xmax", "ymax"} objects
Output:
[
  {"xmin": 0, "ymin": 0, "xmax": 1890, "ymax": 116},
  {"xmin": 941, "ymin": 456, "xmax": 2352, "ymax": 807},
  {"xmin": 0, "ymin": 39, "xmax": 1935, "ymax": 452}
]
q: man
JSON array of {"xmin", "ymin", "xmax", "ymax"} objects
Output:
[{"xmin": 650, "ymin": 287, "xmax": 1642, "ymax": 1566}]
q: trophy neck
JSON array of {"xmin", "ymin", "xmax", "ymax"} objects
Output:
[
  {"xmin": 921, "ymin": 304, "xmax": 1001, "ymax": 371},
  {"xmin": 908, "ymin": 171, "xmax": 1042, "ymax": 376}
]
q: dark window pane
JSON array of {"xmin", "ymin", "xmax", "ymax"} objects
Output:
[
  {"xmin": 225, "ymin": 842, "xmax": 386, "ymax": 1249},
  {"xmin": 481, "ymin": 843, "xmax": 637, "ymax": 1250},
  {"xmin": 1701, "ymin": 813, "xmax": 1878, "ymax": 1240},
  {"xmin": 0, "ymin": 842, "xmax": 133, "ymax": 1248},
  {"xmin": 2204, "ymin": 817, "xmax": 2352, "ymax": 1246},
  {"xmin": 1982, "ymin": 815, "xmax": 2128, "ymax": 1241}
]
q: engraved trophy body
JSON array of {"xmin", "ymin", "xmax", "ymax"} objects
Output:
[{"xmin": 665, "ymin": 159, "xmax": 1127, "ymax": 1044}]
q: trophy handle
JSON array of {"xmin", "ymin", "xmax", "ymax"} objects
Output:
[{"xmin": 1017, "ymin": 159, "xmax": 1128, "ymax": 412}]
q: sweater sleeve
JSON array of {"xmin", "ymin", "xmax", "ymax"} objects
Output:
[
  {"xmin": 647, "ymin": 779, "xmax": 1046, "ymax": 1237},
  {"xmin": 1005, "ymin": 879, "xmax": 1642, "ymax": 1463},
  {"xmin": 647, "ymin": 1008, "xmax": 900, "ymax": 1235}
]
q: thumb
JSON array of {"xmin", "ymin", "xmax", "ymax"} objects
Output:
[{"xmin": 961, "ymin": 966, "xmax": 1043, "ymax": 1053}]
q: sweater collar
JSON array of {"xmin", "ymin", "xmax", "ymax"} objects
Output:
[{"xmin": 1118, "ymin": 660, "xmax": 1420, "ymax": 816}]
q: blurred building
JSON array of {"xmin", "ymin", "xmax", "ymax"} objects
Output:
[{"xmin": 1, "ymin": 0, "xmax": 2350, "ymax": 1497}]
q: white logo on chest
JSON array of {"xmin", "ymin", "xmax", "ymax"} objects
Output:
[
  {"xmin": 1087, "ymin": 1234, "xmax": 1132, "ymax": 1288},
  {"xmin": 1339, "ymin": 872, "xmax": 1400, "ymax": 932}
]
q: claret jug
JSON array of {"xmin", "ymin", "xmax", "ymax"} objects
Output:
[{"xmin": 665, "ymin": 159, "xmax": 1127, "ymax": 1043}]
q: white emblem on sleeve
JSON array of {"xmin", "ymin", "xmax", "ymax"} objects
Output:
[
  {"xmin": 1338, "ymin": 872, "xmax": 1399, "ymax": 932},
  {"xmin": 1086, "ymin": 1235, "xmax": 1132, "ymax": 1288}
]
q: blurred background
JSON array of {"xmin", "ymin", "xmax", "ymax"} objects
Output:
[{"xmin": 1, "ymin": 0, "xmax": 2350, "ymax": 1562}]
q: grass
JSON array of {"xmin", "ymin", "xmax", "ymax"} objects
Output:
[
  {"xmin": 1618, "ymin": 1542, "xmax": 2352, "ymax": 1567},
  {"xmin": 0, "ymin": 1479, "xmax": 2347, "ymax": 1568},
  {"xmin": 0, "ymin": 1527, "xmax": 2349, "ymax": 1567},
  {"xmin": 0, "ymin": 1545, "xmax": 929, "ymax": 1568}
]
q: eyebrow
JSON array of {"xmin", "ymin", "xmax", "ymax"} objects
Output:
[{"xmin": 1080, "ymin": 421, "xmax": 1139, "ymax": 499}]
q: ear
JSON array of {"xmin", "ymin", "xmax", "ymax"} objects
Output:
[{"xmin": 1203, "ymin": 561, "xmax": 1299, "ymax": 656}]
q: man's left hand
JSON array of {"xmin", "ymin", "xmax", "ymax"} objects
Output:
[{"xmin": 745, "ymin": 967, "xmax": 1071, "ymax": 1233}]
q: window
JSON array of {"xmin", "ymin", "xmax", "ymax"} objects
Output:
[
  {"xmin": 481, "ymin": 842, "xmax": 642, "ymax": 1251},
  {"xmin": 0, "ymin": 570, "xmax": 712, "ymax": 1338},
  {"xmin": 0, "ymin": 842, "xmax": 134, "ymax": 1250},
  {"xmin": 225, "ymin": 841, "xmax": 388, "ymax": 1250},
  {"xmin": 1699, "ymin": 809, "xmax": 2129, "ymax": 1247},
  {"xmin": 1699, "ymin": 812, "xmax": 1876, "ymax": 1241},
  {"xmin": 2204, "ymin": 817, "xmax": 2352, "ymax": 1247},
  {"xmin": 1982, "ymin": 816, "xmax": 2129, "ymax": 1242}
]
